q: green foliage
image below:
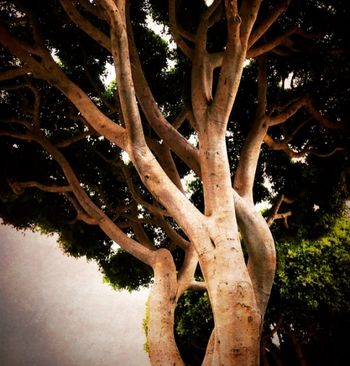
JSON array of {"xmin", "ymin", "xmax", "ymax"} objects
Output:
[
  {"xmin": 101, "ymin": 250, "xmax": 153, "ymax": 292},
  {"xmin": 175, "ymin": 291, "xmax": 213, "ymax": 365},
  {"xmin": 271, "ymin": 217, "xmax": 350, "ymax": 323}
]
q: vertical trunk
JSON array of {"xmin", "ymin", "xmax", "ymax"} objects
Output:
[
  {"xmin": 147, "ymin": 249, "xmax": 184, "ymax": 366},
  {"xmin": 200, "ymin": 242, "xmax": 262, "ymax": 366}
]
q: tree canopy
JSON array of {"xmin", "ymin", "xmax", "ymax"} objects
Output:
[{"xmin": 0, "ymin": 1, "xmax": 349, "ymax": 365}]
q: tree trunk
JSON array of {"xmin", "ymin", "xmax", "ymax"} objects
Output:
[
  {"xmin": 200, "ymin": 242, "xmax": 262, "ymax": 366},
  {"xmin": 147, "ymin": 249, "xmax": 184, "ymax": 366}
]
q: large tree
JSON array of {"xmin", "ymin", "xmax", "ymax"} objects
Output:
[{"xmin": 0, "ymin": 1, "xmax": 349, "ymax": 365}]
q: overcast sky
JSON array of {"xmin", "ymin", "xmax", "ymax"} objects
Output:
[{"xmin": 0, "ymin": 224, "xmax": 150, "ymax": 366}]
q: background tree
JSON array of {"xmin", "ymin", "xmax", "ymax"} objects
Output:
[{"xmin": 0, "ymin": 1, "xmax": 349, "ymax": 365}]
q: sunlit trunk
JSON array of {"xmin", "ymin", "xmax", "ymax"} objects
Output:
[
  {"xmin": 200, "ymin": 239, "xmax": 262, "ymax": 366},
  {"xmin": 147, "ymin": 249, "xmax": 184, "ymax": 366}
]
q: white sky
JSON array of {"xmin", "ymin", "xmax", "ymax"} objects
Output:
[{"xmin": 0, "ymin": 224, "xmax": 150, "ymax": 366}]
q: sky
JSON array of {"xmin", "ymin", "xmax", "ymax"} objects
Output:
[{"xmin": 0, "ymin": 224, "xmax": 150, "ymax": 366}]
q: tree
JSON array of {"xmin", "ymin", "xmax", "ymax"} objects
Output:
[
  {"xmin": 174, "ymin": 217, "xmax": 350, "ymax": 366},
  {"xmin": 0, "ymin": 1, "xmax": 349, "ymax": 365}
]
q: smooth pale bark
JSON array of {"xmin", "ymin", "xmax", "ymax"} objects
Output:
[
  {"xmin": 198, "ymin": 235, "xmax": 261, "ymax": 366},
  {"xmin": 147, "ymin": 249, "xmax": 184, "ymax": 366}
]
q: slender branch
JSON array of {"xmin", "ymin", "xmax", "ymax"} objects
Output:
[
  {"xmin": 55, "ymin": 130, "xmax": 91, "ymax": 148},
  {"xmin": 268, "ymin": 95, "xmax": 309, "ymax": 126},
  {"xmin": 0, "ymin": 67, "xmax": 30, "ymax": 81},
  {"xmin": 305, "ymin": 103, "xmax": 348, "ymax": 130},
  {"xmin": 8, "ymin": 180, "xmax": 72, "ymax": 195},
  {"xmin": 267, "ymin": 194, "xmax": 295, "ymax": 227},
  {"xmin": 248, "ymin": 26, "xmax": 299, "ymax": 59},
  {"xmin": 0, "ymin": 20, "xmax": 128, "ymax": 150},
  {"xmin": 129, "ymin": 204, "xmax": 156, "ymax": 251},
  {"xmin": 176, "ymin": 245, "xmax": 202, "ymax": 300},
  {"xmin": 120, "ymin": 163, "xmax": 169, "ymax": 217},
  {"xmin": 0, "ymin": 129, "xmax": 34, "ymax": 141},
  {"xmin": 59, "ymin": 0, "xmax": 111, "ymax": 51},
  {"xmin": 0, "ymin": 117, "xmax": 32, "ymax": 130},
  {"xmin": 248, "ymin": 0, "xmax": 291, "ymax": 48},
  {"xmin": 172, "ymin": 108, "xmax": 190, "ymax": 130},
  {"xmin": 264, "ymin": 134, "xmax": 344, "ymax": 160},
  {"xmin": 168, "ymin": 0, "xmax": 194, "ymax": 59},
  {"xmin": 150, "ymin": 141, "xmax": 185, "ymax": 194},
  {"xmin": 234, "ymin": 57, "xmax": 269, "ymax": 200},
  {"xmin": 126, "ymin": 9, "xmax": 201, "ymax": 175},
  {"xmin": 153, "ymin": 214, "xmax": 190, "ymax": 251}
]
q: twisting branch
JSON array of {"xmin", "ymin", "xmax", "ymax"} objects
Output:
[
  {"xmin": 305, "ymin": 103, "xmax": 348, "ymax": 131},
  {"xmin": 172, "ymin": 108, "xmax": 190, "ymax": 130},
  {"xmin": 239, "ymin": 0, "xmax": 263, "ymax": 45},
  {"xmin": 233, "ymin": 190, "xmax": 276, "ymax": 317},
  {"xmin": 209, "ymin": 0, "xmax": 252, "ymax": 130},
  {"xmin": 267, "ymin": 194, "xmax": 295, "ymax": 228},
  {"xmin": 150, "ymin": 141, "xmax": 185, "ymax": 194},
  {"xmin": 0, "ymin": 117, "xmax": 32, "ymax": 130},
  {"xmin": 247, "ymin": 26, "xmax": 299, "ymax": 58},
  {"xmin": 264, "ymin": 134, "xmax": 345, "ymax": 160},
  {"xmin": 128, "ymin": 204, "xmax": 156, "ymax": 251},
  {"xmin": 268, "ymin": 95, "xmax": 310, "ymax": 126},
  {"xmin": 0, "ymin": 121, "xmax": 155, "ymax": 264},
  {"xmin": 0, "ymin": 81, "xmax": 41, "ymax": 129},
  {"xmin": 8, "ymin": 180, "xmax": 72, "ymax": 195}
]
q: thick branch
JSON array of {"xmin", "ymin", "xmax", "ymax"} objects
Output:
[
  {"xmin": 210, "ymin": 0, "xmax": 246, "ymax": 130},
  {"xmin": 234, "ymin": 192, "xmax": 276, "ymax": 317},
  {"xmin": 234, "ymin": 58, "xmax": 268, "ymax": 200},
  {"xmin": 191, "ymin": 0, "xmax": 222, "ymax": 123}
]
